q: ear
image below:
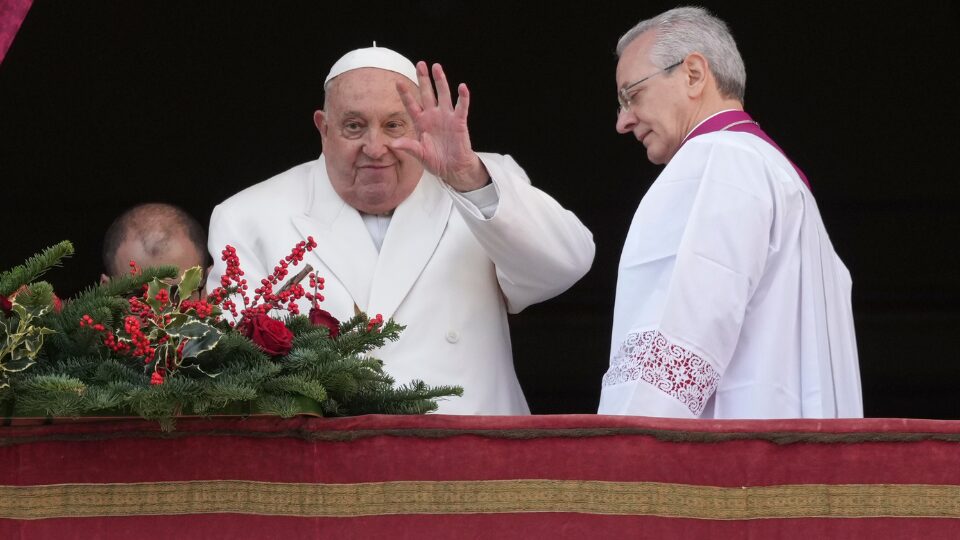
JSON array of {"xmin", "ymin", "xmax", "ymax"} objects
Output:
[
  {"xmin": 313, "ymin": 110, "xmax": 328, "ymax": 141},
  {"xmin": 683, "ymin": 52, "xmax": 710, "ymax": 98}
]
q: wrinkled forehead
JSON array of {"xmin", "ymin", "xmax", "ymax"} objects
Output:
[{"xmin": 325, "ymin": 68, "xmax": 417, "ymax": 114}]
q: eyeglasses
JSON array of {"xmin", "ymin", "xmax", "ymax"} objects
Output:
[{"xmin": 617, "ymin": 60, "xmax": 683, "ymax": 112}]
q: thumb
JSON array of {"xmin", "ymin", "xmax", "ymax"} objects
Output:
[{"xmin": 390, "ymin": 137, "xmax": 424, "ymax": 161}]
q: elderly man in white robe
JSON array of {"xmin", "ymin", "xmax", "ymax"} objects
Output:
[
  {"xmin": 599, "ymin": 7, "xmax": 862, "ymax": 419},
  {"xmin": 207, "ymin": 46, "xmax": 595, "ymax": 415}
]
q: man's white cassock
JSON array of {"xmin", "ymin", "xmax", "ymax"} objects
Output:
[
  {"xmin": 599, "ymin": 130, "xmax": 862, "ymax": 419},
  {"xmin": 207, "ymin": 153, "xmax": 595, "ymax": 415}
]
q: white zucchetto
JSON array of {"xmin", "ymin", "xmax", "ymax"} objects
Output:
[{"xmin": 324, "ymin": 44, "xmax": 419, "ymax": 87}]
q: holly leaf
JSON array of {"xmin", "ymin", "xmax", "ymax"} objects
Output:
[
  {"xmin": 181, "ymin": 328, "xmax": 223, "ymax": 359},
  {"xmin": 159, "ymin": 313, "xmax": 189, "ymax": 333},
  {"xmin": 145, "ymin": 343, "xmax": 170, "ymax": 372},
  {"xmin": 145, "ymin": 279, "xmax": 169, "ymax": 313},
  {"xmin": 178, "ymin": 362, "xmax": 221, "ymax": 378},
  {"xmin": 169, "ymin": 320, "xmax": 215, "ymax": 339},
  {"xmin": 177, "ymin": 266, "xmax": 203, "ymax": 301},
  {"xmin": 4, "ymin": 353, "xmax": 35, "ymax": 370}
]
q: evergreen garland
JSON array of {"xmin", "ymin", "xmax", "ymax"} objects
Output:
[
  {"xmin": 0, "ymin": 240, "xmax": 74, "ymax": 296},
  {"xmin": 0, "ymin": 242, "xmax": 463, "ymax": 430}
]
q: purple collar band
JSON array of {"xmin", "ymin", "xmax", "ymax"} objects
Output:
[{"xmin": 681, "ymin": 110, "xmax": 811, "ymax": 189}]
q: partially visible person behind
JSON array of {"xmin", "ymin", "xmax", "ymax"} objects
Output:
[
  {"xmin": 599, "ymin": 7, "xmax": 862, "ymax": 419},
  {"xmin": 101, "ymin": 203, "xmax": 210, "ymax": 283}
]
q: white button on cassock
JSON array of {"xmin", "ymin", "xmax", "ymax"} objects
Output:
[{"xmin": 445, "ymin": 330, "xmax": 460, "ymax": 344}]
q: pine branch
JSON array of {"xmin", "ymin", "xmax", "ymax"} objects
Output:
[
  {"xmin": 126, "ymin": 376, "xmax": 204, "ymax": 427},
  {"xmin": 74, "ymin": 266, "xmax": 179, "ymax": 301},
  {"xmin": 284, "ymin": 314, "xmax": 314, "ymax": 336},
  {"xmin": 200, "ymin": 332, "xmax": 268, "ymax": 366},
  {"xmin": 41, "ymin": 296, "xmax": 128, "ymax": 357},
  {"xmin": 0, "ymin": 241, "xmax": 74, "ymax": 296},
  {"xmin": 12, "ymin": 374, "xmax": 87, "ymax": 417},
  {"xmin": 292, "ymin": 329, "xmax": 340, "ymax": 350},
  {"xmin": 12, "ymin": 281, "xmax": 55, "ymax": 310},
  {"xmin": 333, "ymin": 321, "xmax": 404, "ymax": 356},
  {"xmin": 254, "ymin": 394, "xmax": 304, "ymax": 418},
  {"xmin": 262, "ymin": 375, "xmax": 328, "ymax": 402},
  {"xmin": 345, "ymin": 380, "xmax": 464, "ymax": 416}
]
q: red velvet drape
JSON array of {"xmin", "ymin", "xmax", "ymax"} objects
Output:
[
  {"xmin": 0, "ymin": 0, "xmax": 31, "ymax": 66},
  {"xmin": 3, "ymin": 414, "xmax": 960, "ymax": 538}
]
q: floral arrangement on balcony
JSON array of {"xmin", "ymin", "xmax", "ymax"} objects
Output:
[{"xmin": 0, "ymin": 240, "xmax": 462, "ymax": 430}]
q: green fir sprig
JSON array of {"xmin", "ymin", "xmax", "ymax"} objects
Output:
[{"xmin": 0, "ymin": 240, "xmax": 74, "ymax": 296}]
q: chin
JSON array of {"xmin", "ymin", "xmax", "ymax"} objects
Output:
[
  {"xmin": 357, "ymin": 192, "xmax": 399, "ymax": 213},
  {"xmin": 645, "ymin": 150, "xmax": 668, "ymax": 165}
]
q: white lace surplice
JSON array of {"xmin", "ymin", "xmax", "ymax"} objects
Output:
[{"xmin": 599, "ymin": 131, "xmax": 862, "ymax": 419}]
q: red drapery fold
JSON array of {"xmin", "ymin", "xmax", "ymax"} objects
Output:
[{"xmin": 0, "ymin": 0, "xmax": 32, "ymax": 66}]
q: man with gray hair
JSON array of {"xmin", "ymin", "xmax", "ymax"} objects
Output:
[
  {"xmin": 599, "ymin": 7, "xmax": 862, "ymax": 419},
  {"xmin": 207, "ymin": 45, "xmax": 595, "ymax": 415}
]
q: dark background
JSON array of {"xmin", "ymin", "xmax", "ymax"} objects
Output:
[{"xmin": 2, "ymin": 1, "xmax": 958, "ymax": 418}]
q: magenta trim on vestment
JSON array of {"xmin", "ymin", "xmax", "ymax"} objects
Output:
[{"xmin": 683, "ymin": 110, "xmax": 811, "ymax": 189}]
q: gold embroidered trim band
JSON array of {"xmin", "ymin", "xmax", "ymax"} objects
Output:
[{"xmin": 2, "ymin": 480, "xmax": 959, "ymax": 520}]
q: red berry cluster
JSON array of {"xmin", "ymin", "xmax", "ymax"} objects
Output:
[
  {"xmin": 208, "ymin": 237, "xmax": 318, "ymax": 325},
  {"xmin": 128, "ymin": 260, "xmax": 141, "ymax": 276},
  {"xmin": 122, "ymin": 315, "xmax": 156, "ymax": 359},
  {"xmin": 180, "ymin": 299, "xmax": 214, "ymax": 319},
  {"xmin": 80, "ymin": 314, "xmax": 137, "ymax": 355},
  {"xmin": 305, "ymin": 273, "xmax": 326, "ymax": 307},
  {"xmin": 207, "ymin": 245, "xmax": 245, "ymax": 322},
  {"xmin": 154, "ymin": 288, "xmax": 170, "ymax": 307},
  {"xmin": 367, "ymin": 313, "xmax": 384, "ymax": 332},
  {"xmin": 128, "ymin": 296, "xmax": 152, "ymax": 318},
  {"xmin": 79, "ymin": 314, "xmax": 105, "ymax": 332}
]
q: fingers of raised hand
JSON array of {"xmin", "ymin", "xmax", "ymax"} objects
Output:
[
  {"xmin": 431, "ymin": 63, "xmax": 455, "ymax": 111},
  {"xmin": 455, "ymin": 83, "xmax": 470, "ymax": 118},
  {"xmin": 415, "ymin": 61, "xmax": 437, "ymax": 109},
  {"xmin": 396, "ymin": 80, "xmax": 423, "ymax": 118}
]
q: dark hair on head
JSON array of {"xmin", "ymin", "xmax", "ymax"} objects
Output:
[{"xmin": 102, "ymin": 203, "xmax": 210, "ymax": 276}]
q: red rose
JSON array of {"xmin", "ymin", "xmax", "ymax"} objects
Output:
[
  {"xmin": 309, "ymin": 307, "xmax": 340, "ymax": 338},
  {"xmin": 243, "ymin": 314, "xmax": 294, "ymax": 356},
  {"xmin": 0, "ymin": 294, "xmax": 11, "ymax": 315}
]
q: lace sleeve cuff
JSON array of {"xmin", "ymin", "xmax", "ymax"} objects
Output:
[{"xmin": 602, "ymin": 330, "xmax": 721, "ymax": 417}]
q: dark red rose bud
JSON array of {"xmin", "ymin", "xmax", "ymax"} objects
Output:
[
  {"xmin": 243, "ymin": 314, "xmax": 294, "ymax": 357},
  {"xmin": 309, "ymin": 307, "xmax": 340, "ymax": 338},
  {"xmin": 0, "ymin": 294, "xmax": 11, "ymax": 315}
]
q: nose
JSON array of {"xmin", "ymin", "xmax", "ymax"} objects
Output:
[
  {"xmin": 616, "ymin": 107, "xmax": 637, "ymax": 134},
  {"xmin": 362, "ymin": 129, "xmax": 390, "ymax": 160}
]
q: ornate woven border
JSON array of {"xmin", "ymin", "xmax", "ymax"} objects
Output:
[
  {"xmin": 2, "ymin": 480, "xmax": 959, "ymax": 520},
  {"xmin": 6, "ymin": 427, "xmax": 960, "ymax": 448}
]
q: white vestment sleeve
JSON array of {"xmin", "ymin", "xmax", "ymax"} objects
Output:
[
  {"xmin": 457, "ymin": 182, "xmax": 499, "ymax": 219},
  {"xmin": 205, "ymin": 203, "xmax": 270, "ymax": 295},
  {"xmin": 442, "ymin": 153, "xmax": 595, "ymax": 313},
  {"xmin": 601, "ymin": 143, "xmax": 774, "ymax": 418}
]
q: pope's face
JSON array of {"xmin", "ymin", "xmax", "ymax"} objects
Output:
[
  {"xmin": 315, "ymin": 68, "xmax": 423, "ymax": 215},
  {"xmin": 615, "ymin": 32, "xmax": 690, "ymax": 165}
]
